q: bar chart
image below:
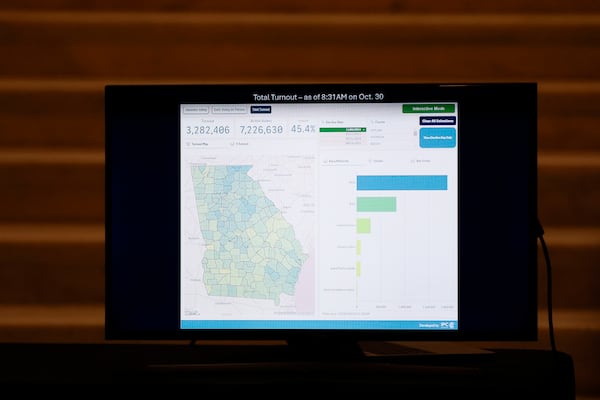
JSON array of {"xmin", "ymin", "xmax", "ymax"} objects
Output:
[{"xmin": 355, "ymin": 175, "xmax": 451, "ymax": 308}]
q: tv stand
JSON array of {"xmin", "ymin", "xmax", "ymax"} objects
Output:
[
  {"xmin": 282, "ymin": 337, "xmax": 448, "ymax": 361},
  {"xmin": 0, "ymin": 342, "xmax": 576, "ymax": 398},
  {"xmin": 285, "ymin": 335, "xmax": 366, "ymax": 361}
]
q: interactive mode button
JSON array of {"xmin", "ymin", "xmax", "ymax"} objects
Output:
[{"xmin": 403, "ymin": 104, "xmax": 456, "ymax": 113}]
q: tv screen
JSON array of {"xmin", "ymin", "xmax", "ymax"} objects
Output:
[{"xmin": 105, "ymin": 83, "xmax": 537, "ymax": 345}]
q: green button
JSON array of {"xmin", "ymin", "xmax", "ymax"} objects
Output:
[{"xmin": 403, "ymin": 104, "xmax": 456, "ymax": 113}]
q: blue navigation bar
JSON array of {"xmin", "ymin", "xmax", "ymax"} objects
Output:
[
  {"xmin": 181, "ymin": 320, "xmax": 458, "ymax": 330},
  {"xmin": 356, "ymin": 175, "xmax": 447, "ymax": 191}
]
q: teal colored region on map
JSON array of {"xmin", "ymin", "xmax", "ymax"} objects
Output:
[{"xmin": 191, "ymin": 165, "xmax": 307, "ymax": 305}]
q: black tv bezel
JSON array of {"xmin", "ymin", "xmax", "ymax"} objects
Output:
[{"xmin": 105, "ymin": 82, "xmax": 538, "ymax": 342}]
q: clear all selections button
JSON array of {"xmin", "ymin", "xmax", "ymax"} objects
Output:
[{"xmin": 420, "ymin": 116, "xmax": 456, "ymax": 125}]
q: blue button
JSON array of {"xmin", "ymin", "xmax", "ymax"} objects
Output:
[
  {"xmin": 251, "ymin": 105, "xmax": 272, "ymax": 113},
  {"xmin": 419, "ymin": 127, "xmax": 456, "ymax": 148}
]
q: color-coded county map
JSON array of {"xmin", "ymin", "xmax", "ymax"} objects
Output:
[{"xmin": 191, "ymin": 165, "xmax": 307, "ymax": 305}]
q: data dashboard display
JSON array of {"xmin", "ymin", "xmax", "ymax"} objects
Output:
[{"xmin": 180, "ymin": 101, "xmax": 458, "ymax": 330}]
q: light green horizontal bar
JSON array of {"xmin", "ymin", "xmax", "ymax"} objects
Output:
[
  {"xmin": 357, "ymin": 218, "xmax": 371, "ymax": 234},
  {"xmin": 357, "ymin": 196, "xmax": 396, "ymax": 212}
]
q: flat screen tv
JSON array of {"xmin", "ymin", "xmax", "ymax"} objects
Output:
[{"xmin": 105, "ymin": 83, "xmax": 538, "ymax": 354}]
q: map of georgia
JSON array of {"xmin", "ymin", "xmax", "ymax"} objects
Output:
[{"xmin": 191, "ymin": 165, "xmax": 307, "ymax": 305}]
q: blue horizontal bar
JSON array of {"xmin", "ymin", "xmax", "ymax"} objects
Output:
[
  {"xmin": 181, "ymin": 320, "xmax": 458, "ymax": 330},
  {"xmin": 357, "ymin": 175, "xmax": 447, "ymax": 191}
]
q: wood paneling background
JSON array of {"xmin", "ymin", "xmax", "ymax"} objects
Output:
[{"xmin": 0, "ymin": 1, "xmax": 598, "ymax": 395}]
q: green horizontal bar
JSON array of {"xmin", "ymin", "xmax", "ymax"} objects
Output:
[
  {"xmin": 357, "ymin": 218, "xmax": 371, "ymax": 234},
  {"xmin": 319, "ymin": 127, "xmax": 367, "ymax": 132},
  {"xmin": 403, "ymin": 104, "xmax": 456, "ymax": 113},
  {"xmin": 357, "ymin": 197, "xmax": 397, "ymax": 212}
]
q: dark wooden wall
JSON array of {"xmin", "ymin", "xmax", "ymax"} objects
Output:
[{"xmin": 0, "ymin": 1, "xmax": 598, "ymax": 395}]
